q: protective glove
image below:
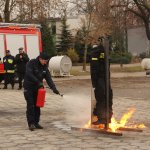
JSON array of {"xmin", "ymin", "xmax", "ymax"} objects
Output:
[
  {"xmin": 53, "ymin": 88, "xmax": 60, "ymax": 95},
  {"xmin": 38, "ymin": 82, "xmax": 44, "ymax": 89}
]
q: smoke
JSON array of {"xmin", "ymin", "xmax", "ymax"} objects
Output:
[{"xmin": 62, "ymin": 93, "xmax": 91, "ymax": 127}]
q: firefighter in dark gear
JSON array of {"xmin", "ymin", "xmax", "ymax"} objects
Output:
[
  {"xmin": 90, "ymin": 44, "xmax": 113, "ymax": 125},
  {"xmin": 15, "ymin": 47, "xmax": 29, "ymax": 90},
  {"xmin": 3, "ymin": 50, "xmax": 15, "ymax": 89},
  {"xmin": 23, "ymin": 52, "xmax": 60, "ymax": 131}
]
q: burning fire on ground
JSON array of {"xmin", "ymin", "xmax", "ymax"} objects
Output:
[{"xmin": 84, "ymin": 108, "xmax": 146, "ymax": 132}]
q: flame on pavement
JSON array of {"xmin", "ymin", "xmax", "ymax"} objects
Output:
[{"xmin": 84, "ymin": 108, "xmax": 146, "ymax": 132}]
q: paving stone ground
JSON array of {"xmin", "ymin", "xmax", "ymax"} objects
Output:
[{"xmin": 0, "ymin": 74, "xmax": 150, "ymax": 150}]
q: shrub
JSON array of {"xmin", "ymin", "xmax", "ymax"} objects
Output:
[
  {"xmin": 110, "ymin": 51, "xmax": 132, "ymax": 64},
  {"xmin": 131, "ymin": 56, "xmax": 141, "ymax": 63},
  {"xmin": 67, "ymin": 48, "xmax": 79, "ymax": 63},
  {"xmin": 139, "ymin": 52, "xmax": 150, "ymax": 59}
]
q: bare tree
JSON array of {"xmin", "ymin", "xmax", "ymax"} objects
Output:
[
  {"xmin": 0, "ymin": 0, "xmax": 65, "ymax": 23},
  {"xmin": 92, "ymin": 0, "xmax": 114, "ymax": 37},
  {"xmin": 112, "ymin": 0, "xmax": 150, "ymax": 54},
  {"xmin": 129, "ymin": 0, "xmax": 150, "ymax": 54},
  {"xmin": 71, "ymin": 0, "xmax": 117, "ymax": 71},
  {"xmin": 0, "ymin": 14, "xmax": 3, "ymax": 22},
  {"xmin": 0, "ymin": 0, "xmax": 25, "ymax": 22},
  {"xmin": 70, "ymin": 0, "xmax": 96, "ymax": 71},
  {"xmin": 3, "ymin": 0, "xmax": 17, "ymax": 22}
]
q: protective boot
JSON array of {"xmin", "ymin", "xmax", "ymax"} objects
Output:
[
  {"xmin": 18, "ymin": 87, "xmax": 22, "ymax": 90},
  {"xmin": 34, "ymin": 123, "xmax": 43, "ymax": 129},
  {"xmin": 29, "ymin": 124, "xmax": 36, "ymax": 131},
  {"xmin": 3, "ymin": 85, "xmax": 7, "ymax": 89},
  {"xmin": 11, "ymin": 83, "xmax": 14, "ymax": 89}
]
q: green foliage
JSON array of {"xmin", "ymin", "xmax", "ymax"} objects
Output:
[
  {"xmin": 74, "ymin": 27, "xmax": 92, "ymax": 63},
  {"xmin": 57, "ymin": 18, "xmax": 73, "ymax": 54},
  {"xmin": 74, "ymin": 42, "xmax": 92, "ymax": 63},
  {"xmin": 67, "ymin": 48, "xmax": 79, "ymax": 63},
  {"xmin": 111, "ymin": 66, "xmax": 143, "ymax": 72},
  {"xmin": 110, "ymin": 51, "xmax": 132, "ymax": 64},
  {"xmin": 111, "ymin": 28, "xmax": 131, "ymax": 64},
  {"xmin": 40, "ymin": 19, "xmax": 56, "ymax": 57},
  {"xmin": 139, "ymin": 52, "xmax": 150, "ymax": 59},
  {"xmin": 111, "ymin": 15, "xmax": 127, "ymax": 52},
  {"xmin": 74, "ymin": 43, "xmax": 84, "ymax": 62}
]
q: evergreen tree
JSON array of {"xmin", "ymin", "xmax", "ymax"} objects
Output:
[
  {"xmin": 74, "ymin": 27, "xmax": 92, "ymax": 63},
  {"xmin": 40, "ymin": 19, "xmax": 56, "ymax": 57},
  {"xmin": 57, "ymin": 17, "xmax": 73, "ymax": 54}
]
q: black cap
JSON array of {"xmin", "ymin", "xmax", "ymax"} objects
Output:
[
  {"xmin": 39, "ymin": 52, "xmax": 50, "ymax": 60},
  {"xmin": 18, "ymin": 47, "xmax": 23, "ymax": 50}
]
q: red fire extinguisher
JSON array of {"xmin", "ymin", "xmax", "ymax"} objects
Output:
[
  {"xmin": 0, "ymin": 63, "xmax": 4, "ymax": 74},
  {"xmin": 36, "ymin": 88, "xmax": 46, "ymax": 107}
]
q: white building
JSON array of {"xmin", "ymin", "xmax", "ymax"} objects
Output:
[{"xmin": 128, "ymin": 26, "xmax": 149, "ymax": 56}]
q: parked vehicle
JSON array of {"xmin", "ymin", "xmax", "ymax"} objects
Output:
[
  {"xmin": 0, "ymin": 23, "xmax": 43, "ymax": 83},
  {"xmin": 0, "ymin": 23, "xmax": 42, "ymax": 59}
]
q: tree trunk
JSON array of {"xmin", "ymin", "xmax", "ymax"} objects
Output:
[
  {"xmin": 4, "ymin": 0, "xmax": 10, "ymax": 22},
  {"xmin": 30, "ymin": 0, "xmax": 33, "ymax": 20},
  {"xmin": 0, "ymin": 14, "xmax": 3, "ymax": 22},
  {"xmin": 148, "ymin": 40, "xmax": 150, "ymax": 56},
  {"xmin": 82, "ymin": 43, "xmax": 88, "ymax": 71},
  {"xmin": 144, "ymin": 21, "xmax": 150, "ymax": 56}
]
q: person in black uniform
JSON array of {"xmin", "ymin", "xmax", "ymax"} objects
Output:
[
  {"xmin": 90, "ymin": 42, "xmax": 113, "ymax": 125},
  {"xmin": 3, "ymin": 50, "xmax": 15, "ymax": 89},
  {"xmin": 15, "ymin": 47, "xmax": 29, "ymax": 90},
  {"xmin": 23, "ymin": 52, "xmax": 60, "ymax": 131}
]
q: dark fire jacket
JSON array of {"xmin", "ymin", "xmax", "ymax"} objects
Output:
[
  {"xmin": 23, "ymin": 57, "xmax": 56, "ymax": 91},
  {"xmin": 3, "ymin": 55, "xmax": 15, "ymax": 73},
  {"xmin": 15, "ymin": 52, "xmax": 29, "ymax": 73},
  {"xmin": 90, "ymin": 45, "xmax": 106, "ymax": 88}
]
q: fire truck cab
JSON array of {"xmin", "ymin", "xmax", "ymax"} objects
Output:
[{"xmin": 0, "ymin": 23, "xmax": 42, "ymax": 59}]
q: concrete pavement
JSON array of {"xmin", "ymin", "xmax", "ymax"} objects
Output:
[{"xmin": 0, "ymin": 75, "xmax": 150, "ymax": 150}]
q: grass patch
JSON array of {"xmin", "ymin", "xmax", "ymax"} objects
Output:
[
  {"xmin": 70, "ymin": 70, "xmax": 90, "ymax": 76},
  {"xmin": 70, "ymin": 65, "xmax": 144, "ymax": 76},
  {"xmin": 111, "ymin": 66, "xmax": 144, "ymax": 72}
]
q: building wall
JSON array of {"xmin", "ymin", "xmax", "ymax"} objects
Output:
[
  {"xmin": 55, "ymin": 15, "xmax": 83, "ymax": 46},
  {"xmin": 55, "ymin": 15, "xmax": 84, "ymax": 38},
  {"xmin": 55, "ymin": 21, "xmax": 62, "ymax": 42},
  {"xmin": 128, "ymin": 26, "xmax": 148, "ymax": 55},
  {"xmin": 67, "ymin": 16, "xmax": 83, "ymax": 36}
]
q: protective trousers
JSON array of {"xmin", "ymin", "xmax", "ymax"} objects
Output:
[
  {"xmin": 0, "ymin": 74, "xmax": 4, "ymax": 83},
  {"xmin": 94, "ymin": 77, "xmax": 113, "ymax": 123},
  {"xmin": 4, "ymin": 73, "xmax": 14, "ymax": 88},
  {"xmin": 24, "ymin": 88, "xmax": 40, "ymax": 126},
  {"xmin": 17, "ymin": 72, "xmax": 25, "ymax": 88}
]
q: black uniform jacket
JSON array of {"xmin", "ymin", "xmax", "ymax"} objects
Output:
[
  {"xmin": 15, "ymin": 52, "xmax": 29, "ymax": 73},
  {"xmin": 23, "ymin": 57, "xmax": 56, "ymax": 90},
  {"xmin": 90, "ymin": 45, "xmax": 105, "ymax": 88},
  {"xmin": 3, "ymin": 55, "xmax": 15, "ymax": 73}
]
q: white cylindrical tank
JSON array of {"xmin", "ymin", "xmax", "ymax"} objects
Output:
[
  {"xmin": 49, "ymin": 55, "xmax": 72, "ymax": 76},
  {"xmin": 141, "ymin": 58, "xmax": 150, "ymax": 70}
]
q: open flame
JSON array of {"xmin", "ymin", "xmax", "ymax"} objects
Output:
[{"xmin": 84, "ymin": 108, "xmax": 146, "ymax": 132}]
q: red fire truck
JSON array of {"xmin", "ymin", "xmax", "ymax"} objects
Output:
[
  {"xmin": 0, "ymin": 23, "xmax": 43, "ymax": 83},
  {"xmin": 0, "ymin": 23, "xmax": 42, "ymax": 59}
]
